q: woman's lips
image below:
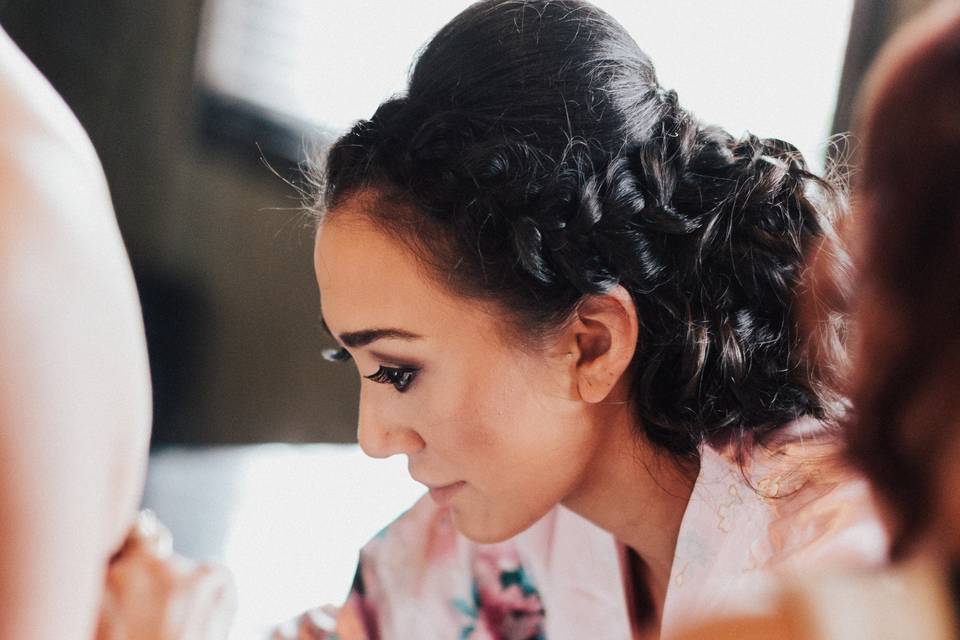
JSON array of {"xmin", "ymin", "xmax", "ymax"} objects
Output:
[{"xmin": 428, "ymin": 481, "xmax": 466, "ymax": 506}]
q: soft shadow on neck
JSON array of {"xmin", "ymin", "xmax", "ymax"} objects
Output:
[{"xmin": 561, "ymin": 405, "xmax": 700, "ymax": 629}]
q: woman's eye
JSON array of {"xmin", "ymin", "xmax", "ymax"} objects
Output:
[{"xmin": 364, "ymin": 365, "xmax": 419, "ymax": 392}]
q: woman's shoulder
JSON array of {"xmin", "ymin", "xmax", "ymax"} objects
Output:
[
  {"xmin": 0, "ymin": 27, "xmax": 103, "ymax": 178},
  {"xmin": 662, "ymin": 419, "xmax": 889, "ymax": 632},
  {"xmin": 0, "ymin": 27, "xmax": 151, "ymax": 638},
  {"xmin": 0, "ymin": 25, "xmax": 150, "ymax": 530},
  {"xmin": 701, "ymin": 417, "xmax": 888, "ymax": 567},
  {"xmin": 744, "ymin": 420, "xmax": 889, "ymax": 572}
]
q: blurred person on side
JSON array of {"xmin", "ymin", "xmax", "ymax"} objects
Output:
[
  {"xmin": 678, "ymin": 3, "xmax": 960, "ymax": 638},
  {"xmin": 0, "ymin": 25, "xmax": 233, "ymax": 639}
]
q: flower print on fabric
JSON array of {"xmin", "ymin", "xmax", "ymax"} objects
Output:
[{"xmin": 455, "ymin": 547, "xmax": 546, "ymax": 640}]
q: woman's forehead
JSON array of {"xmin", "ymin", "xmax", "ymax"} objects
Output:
[
  {"xmin": 316, "ymin": 216, "xmax": 421, "ymax": 316},
  {"xmin": 314, "ymin": 212, "xmax": 487, "ymax": 340}
]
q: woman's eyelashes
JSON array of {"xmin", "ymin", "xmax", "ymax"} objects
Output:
[{"xmin": 364, "ymin": 365, "xmax": 419, "ymax": 392}]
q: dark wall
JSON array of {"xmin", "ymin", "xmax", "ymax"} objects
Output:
[
  {"xmin": 1, "ymin": 2, "xmax": 359, "ymax": 444},
  {"xmin": 832, "ymin": 0, "xmax": 935, "ymax": 141}
]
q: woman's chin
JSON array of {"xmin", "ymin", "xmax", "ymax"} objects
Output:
[{"xmin": 448, "ymin": 506, "xmax": 545, "ymax": 544}]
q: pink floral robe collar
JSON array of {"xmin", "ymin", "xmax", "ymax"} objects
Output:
[{"xmin": 274, "ymin": 421, "xmax": 887, "ymax": 639}]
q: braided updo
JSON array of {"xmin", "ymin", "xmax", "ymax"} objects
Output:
[{"xmin": 316, "ymin": 0, "xmax": 847, "ymax": 457}]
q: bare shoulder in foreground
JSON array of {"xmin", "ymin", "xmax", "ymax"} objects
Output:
[{"xmin": 0, "ymin": 25, "xmax": 151, "ymax": 639}]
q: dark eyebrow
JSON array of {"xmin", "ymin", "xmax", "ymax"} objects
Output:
[
  {"xmin": 339, "ymin": 328, "xmax": 422, "ymax": 348},
  {"xmin": 319, "ymin": 314, "xmax": 421, "ymax": 348}
]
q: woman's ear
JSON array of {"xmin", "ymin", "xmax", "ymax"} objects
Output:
[{"xmin": 562, "ymin": 285, "xmax": 638, "ymax": 404}]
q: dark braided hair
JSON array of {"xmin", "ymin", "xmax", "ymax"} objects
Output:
[{"xmin": 315, "ymin": 0, "xmax": 848, "ymax": 458}]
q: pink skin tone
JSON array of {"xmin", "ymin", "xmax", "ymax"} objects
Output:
[{"xmin": 315, "ymin": 196, "xmax": 697, "ymax": 628}]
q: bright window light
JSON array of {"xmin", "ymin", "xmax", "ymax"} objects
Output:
[
  {"xmin": 197, "ymin": 1, "xmax": 854, "ymax": 168},
  {"xmin": 144, "ymin": 444, "xmax": 424, "ymax": 639}
]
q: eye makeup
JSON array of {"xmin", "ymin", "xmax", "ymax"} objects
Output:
[
  {"xmin": 319, "ymin": 316, "xmax": 422, "ymax": 390},
  {"xmin": 364, "ymin": 365, "xmax": 419, "ymax": 392}
]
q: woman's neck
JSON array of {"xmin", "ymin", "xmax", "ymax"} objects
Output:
[{"xmin": 561, "ymin": 403, "xmax": 699, "ymax": 622}]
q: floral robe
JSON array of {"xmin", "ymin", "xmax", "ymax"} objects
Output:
[{"xmin": 272, "ymin": 420, "xmax": 888, "ymax": 639}]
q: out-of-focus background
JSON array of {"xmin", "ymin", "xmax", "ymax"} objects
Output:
[
  {"xmin": 0, "ymin": 0, "xmax": 936, "ymax": 637},
  {"xmin": 0, "ymin": 0, "xmax": 928, "ymax": 446}
]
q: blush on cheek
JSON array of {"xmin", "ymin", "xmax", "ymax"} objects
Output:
[{"xmin": 425, "ymin": 369, "xmax": 505, "ymax": 454}]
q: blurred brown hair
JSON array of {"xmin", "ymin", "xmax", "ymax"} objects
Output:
[{"xmin": 846, "ymin": 1, "xmax": 960, "ymax": 556}]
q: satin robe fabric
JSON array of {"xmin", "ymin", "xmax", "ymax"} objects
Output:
[{"xmin": 274, "ymin": 419, "xmax": 888, "ymax": 639}]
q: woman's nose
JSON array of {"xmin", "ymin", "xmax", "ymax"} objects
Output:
[{"xmin": 357, "ymin": 393, "xmax": 426, "ymax": 459}]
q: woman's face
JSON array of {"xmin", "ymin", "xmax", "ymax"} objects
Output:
[{"xmin": 314, "ymin": 204, "xmax": 605, "ymax": 543}]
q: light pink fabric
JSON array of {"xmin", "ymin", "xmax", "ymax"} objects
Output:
[
  {"xmin": 662, "ymin": 435, "xmax": 888, "ymax": 634},
  {"xmin": 779, "ymin": 552, "xmax": 957, "ymax": 640},
  {"xmin": 273, "ymin": 421, "xmax": 887, "ymax": 639}
]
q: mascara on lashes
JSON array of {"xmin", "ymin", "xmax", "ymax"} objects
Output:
[{"xmin": 364, "ymin": 365, "xmax": 419, "ymax": 392}]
